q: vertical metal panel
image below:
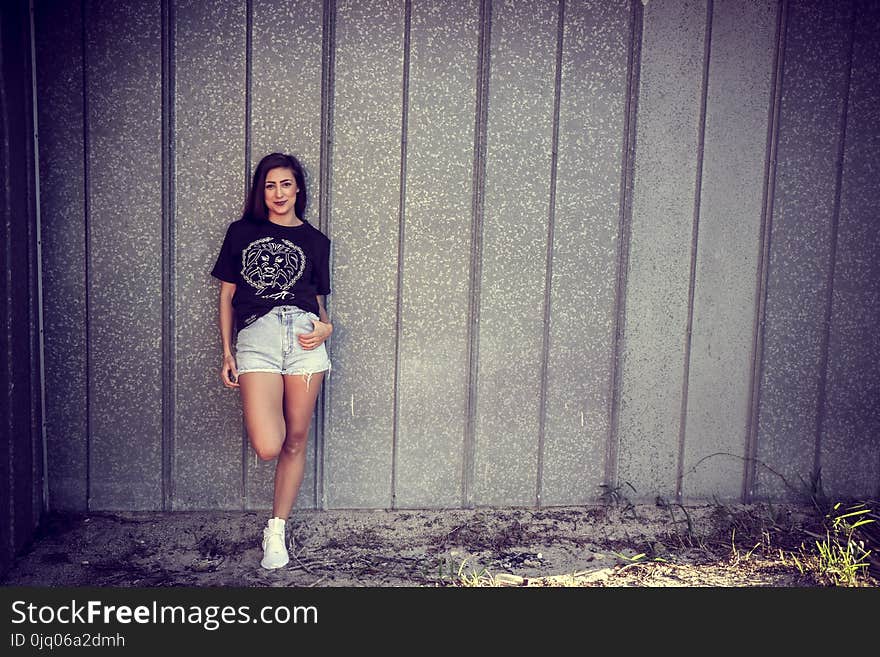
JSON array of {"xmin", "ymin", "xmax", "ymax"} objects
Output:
[
  {"xmin": 174, "ymin": 0, "xmax": 246, "ymax": 509},
  {"xmin": 820, "ymin": 1, "xmax": 880, "ymax": 499},
  {"xmin": 473, "ymin": 0, "xmax": 557, "ymax": 506},
  {"xmin": 754, "ymin": 0, "xmax": 853, "ymax": 500},
  {"xmin": 617, "ymin": 0, "xmax": 707, "ymax": 500},
  {"xmin": 1, "ymin": 0, "xmax": 41, "ymax": 570},
  {"xmin": 34, "ymin": 0, "xmax": 88, "ymax": 511},
  {"xmin": 85, "ymin": 0, "xmax": 164, "ymax": 509},
  {"xmin": 325, "ymin": 0, "xmax": 404, "ymax": 508},
  {"xmin": 394, "ymin": 0, "xmax": 479, "ymax": 508},
  {"xmin": 251, "ymin": 0, "xmax": 324, "ymax": 197},
  {"xmin": 0, "ymin": 54, "xmax": 9, "ymax": 565},
  {"xmin": 27, "ymin": 0, "xmax": 45, "ymax": 534},
  {"xmin": 0, "ymin": 17, "xmax": 9, "ymax": 566},
  {"xmin": 542, "ymin": 0, "xmax": 631, "ymax": 505},
  {"xmin": 681, "ymin": 0, "xmax": 777, "ymax": 500}
]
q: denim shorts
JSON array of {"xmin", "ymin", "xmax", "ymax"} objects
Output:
[{"xmin": 235, "ymin": 306, "xmax": 331, "ymax": 381}]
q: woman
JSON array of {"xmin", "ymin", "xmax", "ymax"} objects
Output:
[{"xmin": 211, "ymin": 152, "xmax": 333, "ymax": 570}]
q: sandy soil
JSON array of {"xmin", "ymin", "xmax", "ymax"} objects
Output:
[{"xmin": 6, "ymin": 500, "xmax": 872, "ymax": 588}]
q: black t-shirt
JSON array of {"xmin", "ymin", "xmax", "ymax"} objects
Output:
[{"xmin": 211, "ymin": 218, "xmax": 331, "ymax": 332}]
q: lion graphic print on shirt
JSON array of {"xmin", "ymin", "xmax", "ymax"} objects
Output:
[
  {"xmin": 241, "ymin": 237, "xmax": 306, "ymax": 300},
  {"xmin": 211, "ymin": 218, "xmax": 331, "ymax": 333}
]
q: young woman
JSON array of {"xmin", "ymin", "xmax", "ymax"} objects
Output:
[{"xmin": 211, "ymin": 152, "xmax": 333, "ymax": 570}]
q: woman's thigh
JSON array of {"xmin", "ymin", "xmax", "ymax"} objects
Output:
[
  {"xmin": 239, "ymin": 371, "xmax": 285, "ymax": 455},
  {"xmin": 282, "ymin": 370, "xmax": 325, "ymax": 435}
]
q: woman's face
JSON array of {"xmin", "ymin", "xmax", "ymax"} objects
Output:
[{"xmin": 264, "ymin": 167, "xmax": 298, "ymax": 222}]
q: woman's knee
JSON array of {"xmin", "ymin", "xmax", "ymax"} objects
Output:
[
  {"xmin": 253, "ymin": 444, "xmax": 281, "ymax": 461},
  {"xmin": 281, "ymin": 427, "xmax": 309, "ymax": 456},
  {"xmin": 249, "ymin": 429, "xmax": 284, "ymax": 461}
]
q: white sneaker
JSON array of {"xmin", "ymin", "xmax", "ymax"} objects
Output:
[{"xmin": 260, "ymin": 517, "xmax": 290, "ymax": 570}]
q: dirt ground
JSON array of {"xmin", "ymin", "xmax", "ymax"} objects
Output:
[{"xmin": 5, "ymin": 500, "xmax": 875, "ymax": 588}]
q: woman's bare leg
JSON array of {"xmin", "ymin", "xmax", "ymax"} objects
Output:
[
  {"xmin": 272, "ymin": 370, "xmax": 325, "ymax": 519},
  {"xmin": 238, "ymin": 372, "xmax": 285, "ymax": 461}
]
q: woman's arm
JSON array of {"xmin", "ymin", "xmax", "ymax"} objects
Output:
[
  {"xmin": 219, "ymin": 281, "xmax": 239, "ymax": 388},
  {"xmin": 316, "ymin": 295, "xmax": 331, "ymax": 327},
  {"xmin": 298, "ymin": 294, "xmax": 333, "ymax": 350}
]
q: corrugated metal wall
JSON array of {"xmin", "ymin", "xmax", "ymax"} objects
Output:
[
  {"xmin": 1, "ymin": 0, "xmax": 45, "ymax": 578},
  {"xmin": 28, "ymin": 0, "xmax": 879, "ymax": 514}
]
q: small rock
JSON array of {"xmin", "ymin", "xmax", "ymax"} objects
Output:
[
  {"xmin": 494, "ymin": 573, "xmax": 524, "ymax": 587},
  {"xmin": 190, "ymin": 557, "xmax": 223, "ymax": 573}
]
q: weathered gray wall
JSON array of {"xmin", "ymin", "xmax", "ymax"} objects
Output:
[
  {"xmin": 754, "ymin": 0, "xmax": 880, "ymax": 502},
  {"xmin": 617, "ymin": 0, "xmax": 708, "ymax": 501},
  {"xmin": 26, "ymin": 0, "xmax": 880, "ymax": 514},
  {"xmin": 2, "ymin": 0, "xmax": 44, "ymax": 576},
  {"xmin": 755, "ymin": 0, "xmax": 855, "ymax": 500}
]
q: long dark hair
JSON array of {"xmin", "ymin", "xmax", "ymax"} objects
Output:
[{"xmin": 241, "ymin": 152, "xmax": 308, "ymax": 223}]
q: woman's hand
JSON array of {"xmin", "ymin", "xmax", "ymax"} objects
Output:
[
  {"xmin": 299, "ymin": 319, "xmax": 333, "ymax": 350},
  {"xmin": 221, "ymin": 353, "xmax": 240, "ymax": 388}
]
